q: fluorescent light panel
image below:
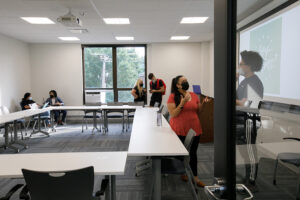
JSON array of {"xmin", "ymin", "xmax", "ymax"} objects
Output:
[
  {"xmin": 103, "ymin": 18, "xmax": 130, "ymax": 24},
  {"xmin": 170, "ymin": 36, "xmax": 190, "ymax": 40},
  {"xmin": 180, "ymin": 17, "xmax": 208, "ymax": 24},
  {"xmin": 115, "ymin": 36, "xmax": 134, "ymax": 41},
  {"xmin": 58, "ymin": 37, "xmax": 80, "ymax": 41},
  {"xmin": 21, "ymin": 17, "xmax": 55, "ymax": 24}
]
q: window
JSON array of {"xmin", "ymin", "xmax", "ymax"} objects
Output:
[{"xmin": 83, "ymin": 45, "xmax": 146, "ymax": 104}]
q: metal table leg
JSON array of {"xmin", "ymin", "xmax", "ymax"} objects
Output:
[
  {"xmin": 10, "ymin": 120, "xmax": 28, "ymax": 150},
  {"xmin": 51, "ymin": 111, "xmax": 56, "ymax": 132},
  {"xmin": 31, "ymin": 114, "xmax": 49, "ymax": 137},
  {"xmin": 92, "ymin": 111, "xmax": 100, "ymax": 134},
  {"xmin": 0, "ymin": 124, "xmax": 19, "ymax": 152},
  {"xmin": 152, "ymin": 157, "xmax": 162, "ymax": 200},
  {"xmin": 104, "ymin": 175, "xmax": 110, "ymax": 200},
  {"xmin": 111, "ymin": 175, "xmax": 116, "ymax": 200}
]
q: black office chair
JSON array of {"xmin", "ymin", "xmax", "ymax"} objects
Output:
[
  {"xmin": 20, "ymin": 166, "xmax": 106, "ymax": 200},
  {"xmin": 149, "ymin": 129, "xmax": 199, "ymax": 200},
  {"xmin": 104, "ymin": 102, "xmax": 125, "ymax": 132},
  {"xmin": 273, "ymin": 137, "xmax": 300, "ymax": 200}
]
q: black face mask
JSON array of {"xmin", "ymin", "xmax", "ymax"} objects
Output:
[
  {"xmin": 140, "ymin": 83, "xmax": 143, "ymax": 87},
  {"xmin": 50, "ymin": 95, "xmax": 54, "ymax": 98},
  {"xmin": 181, "ymin": 81, "xmax": 189, "ymax": 91}
]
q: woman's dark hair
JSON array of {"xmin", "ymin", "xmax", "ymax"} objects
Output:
[
  {"xmin": 171, "ymin": 75, "xmax": 183, "ymax": 107},
  {"xmin": 23, "ymin": 92, "xmax": 31, "ymax": 101},
  {"xmin": 148, "ymin": 73, "xmax": 154, "ymax": 80},
  {"xmin": 240, "ymin": 50, "xmax": 263, "ymax": 72},
  {"xmin": 49, "ymin": 90, "xmax": 57, "ymax": 97}
]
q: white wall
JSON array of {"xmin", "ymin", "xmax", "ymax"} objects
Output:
[
  {"xmin": 147, "ymin": 42, "xmax": 214, "ymax": 106},
  {"xmin": 29, "ymin": 44, "xmax": 83, "ymax": 107},
  {"xmin": 0, "ymin": 33, "xmax": 31, "ymax": 112}
]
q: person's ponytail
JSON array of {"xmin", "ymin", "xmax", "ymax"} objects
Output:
[{"xmin": 171, "ymin": 76, "xmax": 183, "ymax": 107}]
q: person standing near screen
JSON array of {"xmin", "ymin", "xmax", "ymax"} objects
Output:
[
  {"xmin": 167, "ymin": 75, "xmax": 210, "ymax": 187},
  {"xmin": 236, "ymin": 50, "xmax": 264, "ymax": 191},
  {"xmin": 131, "ymin": 79, "xmax": 146, "ymax": 104},
  {"xmin": 148, "ymin": 73, "xmax": 166, "ymax": 107}
]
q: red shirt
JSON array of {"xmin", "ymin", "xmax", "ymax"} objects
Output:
[{"xmin": 167, "ymin": 92, "xmax": 203, "ymax": 136}]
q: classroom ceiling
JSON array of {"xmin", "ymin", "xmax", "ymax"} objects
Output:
[{"xmin": 0, "ymin": 0, "xmax": 281, "ymax": 44}]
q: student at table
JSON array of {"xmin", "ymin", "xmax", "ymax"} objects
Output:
[
  {"xmin": 45, "ymin": 90, "xmax": 67, "ymax": 125},
  {"xmin": 236, "ymin": 50, "xmax": 264, "ymax": 190},
  {"xmin": 21, "ymin": 92, "xmax": 50, "ymax": 125},
  {"xmin": 148, "ymin": 73, "xmax": 166, "ymax": 107},
  {"xmin": 167, "ymin": 75, "xmax": 209, "ymax": 187},
  {"xmin": 131, "ymin": 79, "xmax": 146, "ymax": 104}
]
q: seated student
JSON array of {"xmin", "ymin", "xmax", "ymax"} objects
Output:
[
  {"xmin": 148, "ymin": 73, "xmax": 166, "ymax": 107},
  {"xmin": 45, "ymin": 90, "xmax": 67, "ymax": 125},
  {"xmin": 131, "ymin": 79, "xmax": 146, "ymax": 104},
  {"xmin": 21, "ymin": 92, "xmax": 50, "ymax": 125},
  {"xmin": 167, "ymin": 75, "xmax": 210, "ymax": 187}
]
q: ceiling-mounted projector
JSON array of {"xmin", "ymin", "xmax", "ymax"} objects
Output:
[{"xmin": 57, "ymin": 11, "xmax": 82, "ymax": 27}]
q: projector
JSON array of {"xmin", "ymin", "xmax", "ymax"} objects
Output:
[{"xmin": 57, "ymin": 11, "xmax": 82, "ymax": 27}]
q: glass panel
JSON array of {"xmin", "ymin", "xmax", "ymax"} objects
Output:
[
  {"xmin": 84, "ymin": 47, "xmax": 113, "ymax": 88},
  {"xmin": 118, "ymin": 90, "xmax": 134, "ymax": 102},
  {"xmin": 117, "ymin": 47, "xmax": 145, "ymax": 88},
  {"xmin": 236, "ymin": 1, "xmax": 300, "ymax": 199}
]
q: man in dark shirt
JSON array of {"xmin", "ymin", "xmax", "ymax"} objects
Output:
[
  {"xmin": 148, "ymin": 73, "xmax": 165, "ymax": 107},
  {"xmin": 236, "ymin": 50, "xmax": 264, "ymax": 191}
]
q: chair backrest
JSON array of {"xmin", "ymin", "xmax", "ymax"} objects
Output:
[
  {"xmin": 22, "ymin": 166, "xmax": 95, "ymax": 200},
  {"xmin": 107, "ymin": 102, "xmax": 124, "ymax": 106},
  {"xmin": 184, "ymin": 129, "xmax": 196, "ymax": 153},
  {"xmin": 0, "ymin": 106, "xmax": 10, "ymax": 116}
]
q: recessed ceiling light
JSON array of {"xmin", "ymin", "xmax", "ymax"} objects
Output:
[
  {"xmin": 69, "ymin": 29, "xmax": 88, "ymax": 34},
  {"xmin": 115, "ymin": 36, "xmax": 134, "ymax": 41},
  {"xmin": 170, "ymin": 36, "xmax": 190, "ymax": 40},
  {"xmin": 180, "ymin": 17, "xmax": 208, "ymax": 24},
  {"xmin": 21, "ymin": 17, "xmax": 55, "ymax": 24},
  {"xmin": 58, "ymin": 37, "xmax": 80, "ymax": 41},
  {"xmin": 103, "ymin": 18, "xmax": 130, "ymax": 24}
]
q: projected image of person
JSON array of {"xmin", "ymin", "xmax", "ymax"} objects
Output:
[
  {"xmin": 236, "ymin": 50, "xmax": 264, "ymax": 191},
  {"xmin": 237, "ymin": 50, "xmax": 264, "ymax": 108}
]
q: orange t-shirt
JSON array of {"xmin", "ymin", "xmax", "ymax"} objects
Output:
[{"xmin": 167, "ymin": 92, "xmax": 202, "ymax": 136}]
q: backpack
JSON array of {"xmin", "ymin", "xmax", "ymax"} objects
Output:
[{"xmin": 150, "ymin": 79, "xmax": 167, "ymax": 95}]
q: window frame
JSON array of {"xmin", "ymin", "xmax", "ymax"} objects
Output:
[{"xmin": 82, "ymin": 44, "xmax": 147, "ymax": 104}]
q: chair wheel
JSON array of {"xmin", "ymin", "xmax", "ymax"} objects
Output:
[{"xmin": 273, "ymin": 180, "xmax": 276, "ymax": 185}]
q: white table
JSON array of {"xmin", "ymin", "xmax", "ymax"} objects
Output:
[
  {"xmin": 0, "ymin": 108, "xmax": 52, "ymax": 152},
  {"xmin": 0, "ymin": 152, "xmax": 128, "ymax": 200},
  {"xmin": 128, "ymin": 107, "xmax": 188, "ymax": 200}
]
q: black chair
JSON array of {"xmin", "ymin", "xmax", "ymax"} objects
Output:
[
  {"xmin": 149, "ymin": 129, "xmax": 199, "ymax": 200},
  {"xmin": 273, "ymin": 137, "xmax": 300, "ymax": 200},
  {"xmin": 81, "ymin": 111, "xmax": 102, "ymax": 133},
  {"xmin": 104, "ymin": 102, "xmax": 126, "ymax": 132},
  {"xmin": 20, "ymin": 166, "xmax": 105, "ymax": 200}
]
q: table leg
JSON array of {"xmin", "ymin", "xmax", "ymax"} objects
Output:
[
  {"xmin": 111, "ymin": 175, "xmax": 116, "ymax": 200},
  {"xmin": 11, "ymin": 120, "xmax": 28, "ymax": 149},
  {"xmin": 51, "ymin": 111, "xmax": 56, "ymax": 132},
  {"xmin": 0, "ymin": 124, "xmax": 18, "ymax": 152},
  {"xmin": 104, "ymin": 175, "xmax": 110, "ymax": 200},
  {"xmin": 31, "ymin": 114, "xmax": 49, "ymax": 137},
  {"xmin": 152, "ymin": 157, "xmax": 161, "ymax": 200}
]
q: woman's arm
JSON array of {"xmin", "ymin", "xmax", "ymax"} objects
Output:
[
  {"xmin": 168, "ymin": 95, "xmax": 189, "ymax": 118},
  {"xmin": 131, "ymin": 89, "xmax": 138, "ymax": 99}
]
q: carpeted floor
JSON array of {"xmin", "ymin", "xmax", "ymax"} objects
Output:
[{"xmin": 0, "ymin": 123, "xmax": 298, "ymax": 199}]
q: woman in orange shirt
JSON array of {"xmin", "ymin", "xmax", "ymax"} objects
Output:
[{"xmin": 167, "ymin": 75, "xmax": 209, "ymax": 187}]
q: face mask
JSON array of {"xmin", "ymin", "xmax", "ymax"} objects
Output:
[
  {"xmin": 28, "ymin": 97, "xmax": 32, "ymax": 101},
  {"xmin": 140, "ymin": 83, "xmax": 143, "ymax": 87},
  {"xmin": 181, "ymin": 81, "xmax": 189, "ymax": 91},
  {"xmin": 50, "ymin": 95, "xmax": 54, "ymax": 98},
  {"xmin": 238, "ymin": 68, "xmax": 246, "ymax": 76}
]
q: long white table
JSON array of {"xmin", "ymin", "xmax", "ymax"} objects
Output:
[
  {"xmin": 128, "ymin": 107, "xmax": 188, "ymax": 200},
  {"xmin": 0, "ymin": 152, "xmax": 127, "ymax": 200},
  {"xmin": 0, "ymin": 108, "xmax": 52, "ymax": 152}
]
